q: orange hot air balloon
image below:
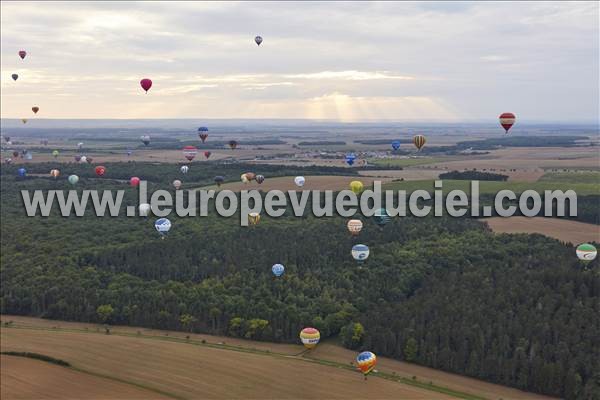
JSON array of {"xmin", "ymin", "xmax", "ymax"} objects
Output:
[
  {"xmin": 50, "ymin": 169, "xmax": 60, "ymax": 179},
  {"xmin": 32, "ymin": 106, "xmax": 39, "ymax": 114},
  {"xmin": 413, "ymin": 134, "xmax": 426, "ymax": 151},
  {"xmin": 300, "ymin": 327, "xmax": 320, "ymax": 349},
  {"xmin": 356, "ymin": 351, "xmax": 377, "ymax": 379},
  {"xmin": 347, "ymin": 219, "xmax": 363, "ymax": 236}
]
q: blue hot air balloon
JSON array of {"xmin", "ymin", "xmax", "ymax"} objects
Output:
[
  {"xmin": 17, "ymin": 167, "xmax": 26, "ymax": 177},
  {"xmin": 155, "ymin": 218, "xmax": 172, "ymax": 238},
  {"xmin": 373, "ymin": 208, "xmax": 391, "ymax": 226},
  {"xmin": 352, "ymin": 244, "xmax": 370, "ymax": 262},
  {"xmin": 345, "ymin": 153, "xmax": 357, "ymax": 166},
  {"xmin": 272, "ymin": 263, "xmax": 285, "ymax": 277},
  {"xmin": 391, "ymin": 140, "xmax": 401, "ymax": 151}
]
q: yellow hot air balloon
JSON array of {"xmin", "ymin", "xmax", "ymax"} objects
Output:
[
  {"xmin": 300, "ymin": 327, "xmax": 320, "ymax": 349},
  {"xmin": 249, "ymin": 212, "xmax": 261, "ymax": 225},
  {"xmin": 350, "ymin": 180, "xmax": 364, "ymax": 195},
  {"xmin": 241, "ymin": 173, "xmax": 250, "ymax": 184},
  {"xmin": 413, "ymin": 135, "xmax": 426, "ymax": 151},
  {"xmin": 347, "ymin": 219, "xmax": 363, "ymax": 236}
]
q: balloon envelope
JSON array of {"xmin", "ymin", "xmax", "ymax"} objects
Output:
[
  {"xmin": 140, "ymin": 78, "xmax": 152, "ymax": 93},
  {"xmin": 576, "ymin": 243, "xmax": 597, "ymax": 262},
  {"xmin": 499, "ymin": 112, "xmax": 516, "ymax": 133},
  {"xmin": 95, "ymin": 166, "xmax": 106, "ymax": 176},
  {"xmin": 180, "ymin": 165, "xmax": 189, "ymax": 174},
  {"xmin": 345, "ymin": 153, "xmax": 357, "ymax": 166},
  {"xmin": 17, "ymin": 168, "xmax": 26, "ymax": 177},
  {"xmin": 256, "ymin": 174, "xmax": 265, "ymax": 184},
  {"xmin": 356, "ymin": 351, "xmax": 377, "ymax": 376},
  {"xmin": 32, "ymin": 106, "xmax": 39, "ymax": 114},
  {"xmin": 214, "ymin": 176, "xmax": 224, "ymax": 186},
  {"xmin": 228, "ymin": 140, "xmax": 238, "ymax": 149},
  {"xmin": 300, "ymin": 327, "xmax": 320, "ymax": 349},
  {"xmin": 11, "ymin": 74, "xmax": 18, "ymax": 81},
  {"xmin": 139, "ymin": 203, "xmax": 151, "ymax": 217},
  {"xmin": 173, "ymin": 179, "xmax": 182, "ymax": 190},
  {"xmin": 130, "ymin": 177, "xmax": 141, "ymax": 187},
  {"xmin": 347, "ymin": 219, "xmax": 363, "ymax": 236},
  {"xmin": 183, "ymin": 146, "xmax": 197, "ymax": 161},
  {"xmin": 350, "ymin": 180, "xmax": 364, "ymax": 194},
  {"xmin": 352, "ymin": 244, "xmax": 370, "ymax": 261},
  {"xmin": 272, "ymin": 263, "xmax": 285, "ymax": 277},
  {"xmin": 248, "ymin": 212, "xmax": 261, "ymax": 225},
  {"xmin": 68, "ymin": 175, "xmax": 79, "ymax": 185},
  {"xmin": 255, "ymin": 36, "xmax": 263, "ymax": 46},
  {"xmin": 50, "ymin": 169, "xmax": 60, "ymax": 178},
  {"xmin": 413, "ymin": 135, "xmax": 426, "ymax": 151},
  {"xmin": 294, "ymin": 176, "xmax": 305, "ymax": 187},
  {"xmin": 374, "ymin": 208, "xmax": 391, "ymax": 226},
  {"xmin": 52, "ymin": 150, "xmax": 59, "ymax": 158},
  {"xmin": 392, "ymin": 140, "xmax": 401, "ymax": 150},
  {"xmin": 141, "ymin": 135, "xmax": 151, "ymax": 146},
  {"xmin": 155, "ymin": 218, "xmax": 171, "ymax": 235},
  {"xmin": 18, "ymin": 50, "xmax": 26, "ymax": 59},
  {"xmin": 204, "ymin": 151, "xmax": 211, "ymax": 159},
  {"xmin": 79, "ymin": 156, "xmax": 87, "ymax": 163}
]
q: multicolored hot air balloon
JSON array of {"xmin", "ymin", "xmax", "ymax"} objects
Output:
[
  {"xmin": 345, "ymin": 153, "xmax": 357, "ymax": 166},
  {"xmin": 300, "ymin": 327, "xmax": 320, "ymax": 349},
  {"xmin": 347, "ymin": 219, "xmax": 363, "ymax": 236},
  {"xmin": 68, "ymin": 175, "xmax": 79, "ymax": 185},
  {"xmin": 214, "ymin": 176, "xmax": 224, "ymax": 187},
  {"xmin": 374, "ymin": 208, "xmax": 391, "ymax": 226},
  {"xmin": 576, "ymin": 243, "xmax": 597, "ymax": 262},
  {"xmin": 130, "ymin": 177, "xmax": 141, "ymax": 187},
  {"xmin": 50, "ymin": 169, "xmax": 60, "ymax": 179},
  {"xmin": 19, "ymin": 50, "xmax": 27, "ymax": 60},
  {"xmin": 294, "ymin": 176, "xmax": 305, "ymax": 187},
  {"xmin": 499, "ymin": 112, "xmax": 516, "ymax": 133},
  {"xmin": 52, "ymin": 150, "xmax": 59, "ymax": 158},
  {"xmin": 139, "ymin": 203, "xmax": 151, "ymax": 217},
  {"xmin": 356, "ymin": 351, "xmax": 377, "ymax": 379},
  {"xmin": 11, "ymin": 74, "xmax": 18, "ymax": 81},
  {"xmin": 198, "ymin": 127, "xmax": 209, "ymax": 142},
  {"xmin": 32, "ymin": 106, "xmax": 39, "ymax": 114},
  {"xmin": 413, "ymin": 134, "xmax": 426, "ymax": 151},
  {"xmin": 249, "ymin": 212, "xmax": 261, "ymax": 225},
  {"xmin": 392, "ymin": 140, "xmax": 401, "ymax": 151},
  {"xmin": 17, "ymin": 168, "xmax": 26, "ymax": 177},
  {"xmin": 155, "ymin": 218, "xmax": 171, "ymax": 237},
  {"xmin": 241, "ymin": 173, "xmax": 250, "ymax": 184},
  {"xmin": 352, "ymin": 244, "xmax": 370, "ymax": 262},
  {"xmin": 228, "ymin": 140, "xmax": 238, "ymax": 150},
  {"xmin": 350, "ymin": 180, "xmax": 364, "ymax": 195},
  {"xmin": 255, "ymin": 36, "xmax": 263, "ymax": 46},
  {"xmin": 256, "ymin": 174, "xmax": 265, "ymax": 184},
  {"xmin": 272, "ymin": 263, "xmax": 285, "ymax": 277},
  {"xmin": 173, "ymin": 179, "xmax": 182, "ymax": 190},
  {"xmin": 95, "ymin": 166, "xmax": 106, "ymax": 177},
  {"xmin": 180, "ymin": 165, "xmax": 189, "ymax": 174},
  {"xmin": 204, "ymin": 151, "xmax": 211, "ymax": 159},
  {"xmin": 183, "ymin": 146, "xmax": 197, "ymax": 161},
  {"xmin": 140, "ymin": 78, "xmax": 152, "ymax": 93},
  {"xmin": 141, "ymin": 135, "xmax": 151, "ymax": 146}
]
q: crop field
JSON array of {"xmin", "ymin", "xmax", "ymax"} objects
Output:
[{"xmin": 482, "ymin": 217, "xmax": 600, "ymax": 244}]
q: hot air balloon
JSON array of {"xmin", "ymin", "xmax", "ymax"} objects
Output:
[
  {"xmin": 255, "ymin": 36, "xmax": 263, "ymax": 46},
  {"xmin": 350, "ymin": 180, "xmax": 364, "ymax": 194},
  {"xmin": 139, "ymin": 203, "xmax": 151, "ymax": 217},
  {"xmin": 347, "ymin": 219, "xmax": 363, "ymax": 236},
  {"xmin": 155, "ymin": 218, "xmax": 171, "ymax": 237},
  {"xmin": 50, "ymin": 169, "xmax": 60, "ymax": 179},
  {"xmin": 228, "ymin": 140, "xmax": 238, "ymax": 150},
  {"xmin": 32, "ymin": 106, "xmax": 39, "ymax": 114},
  {"xmin": 95, "ymin": 166, "xmax": 106, "ymax": 176},
  {"xmin": 126, "ymin": 149, "xmax": 132, "ymax": 156},
  {"xmin": 12, "ymin": 151, "xmax": 19, "ymax": 158},
  {"xmin": 413, "ymin": 135, "xmax": 426, "ymax": 151},
  {"xmin": 204, "ymin": 151, "xmax": 211, "ymax": 159},
  {"xmin": 392, "ymin": 140, "xmax": 401, "ymax": 151},
  {"xmin": 183, "ymin": 146, "xmax": 197, "ymax": 161},
  {"xmin": 52, "ymin": 150, "xmax": 59, "ymax": 158},
  {"xmin": 272, "ymin": 263, "xmax": 285, "ymax": 277},
  {"xmin": 576, "ymin": 243, "xmax": 597, "ymax": 262},
  {"xmin": 499, "ymin": 112, "xmax": 516, "ymax": 133},
  {"xmin": 352, "ymin": 244, "xmax": 370, "ymax": 262},
  {"xmin": 180, "ymin": 165, "xmax": 189, "ymax": 174},
  {"xmin": 214, "ymin": 176, "xmax": 224, "ymax": 187},
  {"xmin": 198, "ymin": 127, "xmax": 209, "ymax": 142},
  {"xmin": 256, "ymin": 174, "xmax": 265, "ymax": 184},
  {"xmin": 299, "ymin": 327, "xmax": 320, "ymax": 349},
  {"xmin": 25, "ymin": 153, "xmax": 32, "ymax": 160},
  {"xmin": 173, "ymin": 179, "xmax": 182, "ymax": 190},
  {"xmin": 130, "ymin": 177, "xmax": 141, "ymax": 187},
  {"xmin": 241, "ymin": 174, "xmax": 250, "ymax": 184},
  {"xmin": 345, "ymin": 153, "xmax": 357, "ymax": 166},
  {"xmin": 80, "ymin": 155, "xmax": 87, "ymax": 164},
  {"xmin": 294, "ymin": 176, "xmax": 305, "ymax": 187},
  {"xmin": 4, "ymin": 136, "xmax": 10, "ymax": 142},
  {"xmin": 248, "ymin": 212, "xmax": 261, "ymax": 225},
  {"xmin": 22, "ymin": 119, "xmax": 28, "ymax": 124},
  {"xmin": 18, "ymin": 50, "xmax": 26, "ymax": 60},
  {"xmin": 17, "ymin": 168, "xmax": 26, "ymax": 177},
  {"xmin": 68, "ymin": 174, "xmax": 79, "ymax": 185},
  {"xmin": 5, "ymin": 158, "xmax": 12, "ymax": 164},
  {"xmin": 356, "ymin": 351, "xmax": 377, "ymax": 379},
  {"xmin": 86, "ymin": 157, "xmax": 93, "ymax": 164},
  {"xmin": 141, "ymin": 135, "xmax": 150, "ymax": 146},
  {"xmin": 77, "ymin": 142, "xmax": 84, "ymax": 150},
  {"xmin": 140, "ymin": 78, "xmax": 152, "ymax": 93},
  {"xmin": 245, "ymin": 172, "xmax": 256, "ymax": 181},
  {"xmin": 373, "ymin": 208, "xmax": 391, "ymax": 226},
  {"xmin": 11, "ymin": 74, "xmax": 18, "ymax": 81},
  {"xmin": 74, "ymin": 155, "xmax": 81, "ymax": 162}
]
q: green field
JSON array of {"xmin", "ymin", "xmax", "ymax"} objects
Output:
[
  {"xmin": 368, "ymin": 157, "xmax": 450, "ymax": 168},
  {"xmin": 539, "ymin": 171, "xmax": 600, "ymax": 184}
]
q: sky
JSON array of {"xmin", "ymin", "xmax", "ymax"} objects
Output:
[{"xmin": 1, "ymin": 1, "xmax": 598, "ymax": 122}]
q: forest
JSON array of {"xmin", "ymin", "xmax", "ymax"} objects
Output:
[{"xmin": 1, "ymin": 162, "xmax": 599, "ymax": 399}]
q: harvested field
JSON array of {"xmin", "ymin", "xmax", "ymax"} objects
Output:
[
  {"xmin": 482, "ymin": 217, "xmax": 600, "ymax": 244},
  {"xmin": 212, "ymin": 175, "xmax": 392, "ymax": 191}
]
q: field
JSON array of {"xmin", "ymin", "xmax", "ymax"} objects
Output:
[
  {"xmin": 482, "ymin": 217, "xmax": 600, "ymax": 244},
  {"xmin": 209, "ymin": 175, "xmax": 392, "ymax": 191},
  {"xmin": 1, "ymin": 316, "xmax": 556, "ymax": 400}
]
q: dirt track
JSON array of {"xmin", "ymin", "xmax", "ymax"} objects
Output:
[{"xmin": 483, "ymin": 217, "xmax": 600, "ymax": 244}]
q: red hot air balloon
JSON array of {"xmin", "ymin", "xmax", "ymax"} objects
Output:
[
  {"xmin": 204, "ymin": 151, "xmax": 211, "ymax": 159},
  {"xmin": 183, "ymin": 146, "xmax": 198, "ymax": 161},
  {"xmin": 140, "ymin": 78, "xmax": 152, "ymax": 93},
  {"xmin": 18, "ymin": 50, "xmax": 26, "ymax": 60},
  {"xmin": 32, "ymin": 106, "xmax": 39, "ymax": 114},
  {"xmin": 499, "ymin": 112, "xmax": 516, "ymax": 133},
  {"xmin": 95, "ymin": 166, "xmax": 106, "ymax": 176},
  {"xmin": 130, "ymin": 176, "xmax": 141, "ymax": 187}
]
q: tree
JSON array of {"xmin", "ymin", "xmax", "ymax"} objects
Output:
[
  {"xmin": 340, "ymin": 322, "xmax": 365, "ymax": 349},
  {"xmin": 404, "ymin": 338, "xmax": 418, "ymax": 362},
  {"xmin": 180, "ymin": 314, "xmax": 197, "ymax": 333},
  {"xmin": 96, "ymin": 304, "xmax": 114, "ymax": 324}
]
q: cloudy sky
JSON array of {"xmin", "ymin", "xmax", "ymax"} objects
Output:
[{"xmin": 1, "ymin": 1, "xmax": 598, "ymax": 122}]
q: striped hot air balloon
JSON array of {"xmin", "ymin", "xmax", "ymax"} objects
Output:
[
  {"xmin": 576, "ymin": 243, "xmax": 597, "ymax": 262},
  {"xmin": 413, "ymin": 135, "xmax": 426, "ymax": 151},
  {"xmin": 373, "ymin": 208, "xmax": 391, "ymax": 226},
  {"xmin": 248, "ymin": 212, "xmax": 261, "ymax": 226},
  {"xmin": 300, "ymin": 327, "xmax": 320, "ymax": 349},
  {"xmin": 356, "ymin": 351, "xmax": 377, "ymax": 378},
  {"xmin": 347, "ymin": 219, "xmax": 363, "ymax": 236},
  {"xmin": 183, "ymin": 146, "xmax": 197, "ymax": 162},
  {"xmin": 352, "ymin": 244, "xmax": 370, "ymax": 262},
  {"xmin": 499, "ymin": 112, "xmax": 516, "ymax": 133}
]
